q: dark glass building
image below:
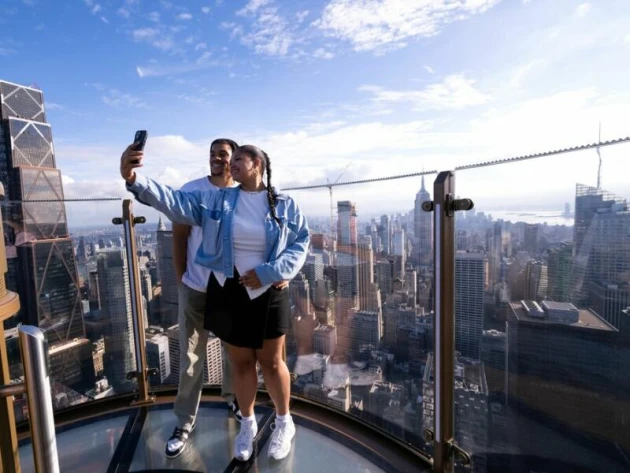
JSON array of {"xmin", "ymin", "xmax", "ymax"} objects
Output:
[{"xmin": 0, "ymin": 80, "xmax": 93, "ymax": 392}]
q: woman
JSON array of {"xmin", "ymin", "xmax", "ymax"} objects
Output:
[{"xmin": 120, "ymin": 143, "xmax": 309, "ymax": 463}]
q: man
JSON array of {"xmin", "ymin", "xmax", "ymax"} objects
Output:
[{"xmin": 166, "ymin": 138, "xmax": 241, "ymax": 459}]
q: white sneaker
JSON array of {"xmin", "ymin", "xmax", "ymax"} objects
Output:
[
  {"xmin": 234, "ymin": 418, "xmax": 258, "ymax": 462},
  {"xmin": 267, "ymin": 417, "xmax": 296, "ymax": 460}
]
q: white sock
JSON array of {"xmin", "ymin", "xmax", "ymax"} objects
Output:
[
  {"xmin": 241, "ymin": 414, "xmax": 256, "ymax": 424},
  {"xmin": 276, "ymin": 413, "xmax": 292, "ymax": 423}
]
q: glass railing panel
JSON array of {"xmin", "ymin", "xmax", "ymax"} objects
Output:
[
  {"xmin": 1, "ymin": 198, "xmax": 145, "ymax": 419},
  {"xmin": 286, "ymin": 176, "xmax": 435, "ymax": 454},
  {"xmin": 454, "ymin": 146, "xmax": 630, "ymax": 472}
]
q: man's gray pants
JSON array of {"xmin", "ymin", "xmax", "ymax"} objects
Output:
[{"xmin": 174, "ymin": 283, "xmax": 233, "ymax": 431}]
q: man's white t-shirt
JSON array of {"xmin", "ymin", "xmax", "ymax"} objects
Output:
[{"xmin": 180, "ymin": 177, "xmax": 217, "ymax": 292}]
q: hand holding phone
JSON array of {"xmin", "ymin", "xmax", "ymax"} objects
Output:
[{"xmin": 132, "ymin": 130, "xmax": 147, "ymax": 164}]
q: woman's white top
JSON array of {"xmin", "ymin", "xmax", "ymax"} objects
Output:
[{"xmin": 212, "ymin": 190, "xmax": 272, "ymax": 300}]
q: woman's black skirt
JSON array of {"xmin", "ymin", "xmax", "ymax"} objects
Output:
[{"xmin": 204, "ymin": 270, "xmax": 291, "ymax": 349}]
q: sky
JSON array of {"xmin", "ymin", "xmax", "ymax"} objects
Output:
[{"xmin": 1, "ymin": 0, "xmax": 629, "ymax": 226}]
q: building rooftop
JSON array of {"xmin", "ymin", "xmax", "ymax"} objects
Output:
[{"xmin": 510, "ymin": 301, "xmax": 616, "ymax": 332}]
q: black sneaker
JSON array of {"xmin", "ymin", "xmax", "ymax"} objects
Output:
[
  {"xmin": 228, "ymin": 399, "xmax": 243, "ymax": 423},
  {"xmin": 165, "ymin": 423, "xmax": 195, "ymax": 459}
]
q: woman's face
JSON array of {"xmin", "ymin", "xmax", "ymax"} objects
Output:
[{"xmin": 230, "ymin": 151, "xmax": 261, "ymax": 183}]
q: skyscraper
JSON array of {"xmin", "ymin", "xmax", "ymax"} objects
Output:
[
  {"xmin": 507, "ymin": 301, "xmax": 621, "ymax": 460},
  {"xmin": 392, "ymin": 230, "xmax": 404, "ymax": 256},
  {"xmin": 455, "ymin": 252, "xmax": 485, "ymax": 359},
  {"xmin": 379, "ymin": 215, "xmax": 391, "ymax": 255},
  {"xmin": 98, "ymin": 250, "xmax": 136, "ymax": 393},
  {"xmin": 414, "ymin": 175, "xmax": 432, "ymax": 265},
  {"xmin": 349, "ymin": 309, "xmax": 382, "ymax": 353},
  {"xmin": 156, "ymin": 216, "xmax": 178, "ymax": 327},
  {"xmin": 337, "ymin": 201, "xmax": 357, "ymax": 246},
  {"xmin": 524, "ymin": 260, "xmax": 548, "ymax": 301},
  {"xmin": 145, "ymin": 327, "xmax": 171, "ymax": 385},
  {"xmin": 77, "ymin": 236, "xmax": 88, "ymax": 263},
  {"xmin": 357, "ymin": 236, "xmax": 378, "ymax": 311},
  {"xmin": 523, "ymin": 224, "xmax": 539, "ymax": 254},
  {"xmin": 547, "ymin": 243, "xmax": 573, "ymax": 302},
  {"xmin": 336, "ymin": 201, "xmax": 360, "ymax": 353},
  {"xmin": 572, "ymin": 184, "xmax": 630, "ymax": 327},
  {"xmin": 0, "ymin": 80, "xmax": 91, "ymax": 390},
  {"xmin": 376, "ymin": 259, "xmax": 394, "ymax": 297}
]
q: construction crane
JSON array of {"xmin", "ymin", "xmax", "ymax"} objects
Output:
[{"xmin": 326, "ymin": 162, "xmax": 352, "ymax": 239}]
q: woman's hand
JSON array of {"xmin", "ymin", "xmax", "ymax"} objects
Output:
[
  {"xmin": 120, "ymin": 143, "xmax": 143, "ymax": 184},
  {"xmin": 240, "ymin": 271, "xmax": 288, "ymax": 290},
  {"xmin": 273, "ymin": 280, "xmax": 289, "ymax": 290},
  {"xmin": 240, "ymin": 270, "xmax": 262, "ymax": 289}
]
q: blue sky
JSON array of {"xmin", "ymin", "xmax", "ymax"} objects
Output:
[{"xmin": 1, "ymin": 0, "xmax": 629, "ymax": 224}]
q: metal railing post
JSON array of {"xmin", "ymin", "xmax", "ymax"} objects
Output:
[
  {"xmin": 423, "ymin": 171, "xmax": 473, "ymax": 473},
  {"xmin": 18, "ymin": 326, "xmax": 60, "ymax": 473},
  {"xmin": 113, "ymin": 199, "xmax": 155, "ymax": 405}
]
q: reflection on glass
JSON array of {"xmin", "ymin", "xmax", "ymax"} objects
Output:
[
  {"xmin": 454, "ymin": 168, "xmax": 630, "ymax": 472},
  {"xmin": 287, "ymin": 190, "xmax": 434, "ymax": 451}
]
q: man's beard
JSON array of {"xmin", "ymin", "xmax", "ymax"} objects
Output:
[{"xmin": 210, "ymin": 163, "xmax": 227, "ymax": 176}]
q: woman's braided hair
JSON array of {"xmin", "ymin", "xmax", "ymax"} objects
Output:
[{"xmin": 236, "ymin": 145, "xmax": 281, "ymax": 225}]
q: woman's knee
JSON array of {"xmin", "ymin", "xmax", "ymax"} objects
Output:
[
  {"xmin": 227, "ymin": 347, "xmax": 257, "ymax": 374},
  {"xmin": 257, "ymin": 353, "xmax": 282, "ymax": 372}
]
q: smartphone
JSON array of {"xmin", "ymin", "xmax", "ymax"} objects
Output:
[
  {"xmin": 133, "ymin": 130, "xmax": 148, "ymax": 151},
  {"xmin": 132, "ymin": 130, "xmax": 147, "ymax": 164}
]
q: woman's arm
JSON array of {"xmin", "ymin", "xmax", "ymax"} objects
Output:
[
  {"xmin": 254, "ymin": 199, "xmax": 310, "ymax": 286},
  {"xmin": 127, "ymin": 174, "xmax": 205, "ymax": 226},
  {"xmin": 120, "ymin": 143, "xmax": 205, "ymax": 226}
]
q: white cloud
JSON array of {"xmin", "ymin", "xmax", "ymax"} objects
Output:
[
  {"xmin": 117, "ymin": 8, "xmax": 130, "ymax": 18},
  {"xmin": 91, "ymin": 83, "xmax": 149, "ymax": 109},
  {"xmin": 235, "ymin": 4, "xmax": 294, "ymax": 56},
  {"xmin": 61, "ymin": 174, "xmax": 75, "ymax": 185},
  {"xmin": 359, "ymin": 75, "xmax": 489, "ymax": 111},
  {"xmin": 136, "ymin": 60, "xmax": 220, "ymax": 78},
  {"xmin": 237, "ymin": 0, "xmax": 270, "ymax": 16},
  {"xmin": 576, "ymin": 2, "xmax": 591, "ymax": 17},
  {"xmin": 46, "ymin": 102, "xmax": 65, "ymax": 111},
  {"xmin": 625, "ymin": 33, "xmax": 630, "ymax": 43},
  {"xmin": 148, "ymin": 11, "xmax": 160, "ymax": 22},
  {"xmin": 91, "ymin": 4, "xmax": 101, "ymax": 14},
  {"xmin": 196, "ymin": 51, "xmax": 213, "ymax": 64},
  {"xmin": 132, "ymin": 27, "xmax": 179, "ymax": 52},
  {"xmin": 133, "ymin": 28, "xmax": 158, "ymax": 40},
  {"xmin": 177, "ymin": 12, "xmax": 193, "ymax": 20},
  {"xmin": 424, "ymin": 65, "xmax": 435, "ymax": 74},
  {"xmin": 316, "ymin": 0, "xmax": 502, "ymax": 52},
  {"xmin": 100, "ymin": 16, "xmax": 109, "ymax": 24},
  {"xmin": 313, "ymin": 48, "xmax": 334, "ymax": 59},
  {"xmin": 201, "ymin": 6, "xmax": 211, "ymax": 14},
  {"xmin": 195, "ymin": 42, "xmax": 207, "ymax": 50},
  {"xmin": 0, "ymin": 48, "xmax": 16, "ymax": 56},
  {"xmin": 296, "ymin": 10, "xmax": 309, "ymax": 23}
]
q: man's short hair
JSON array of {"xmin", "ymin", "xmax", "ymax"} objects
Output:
[{"xmin": 210, "ymin": 138, "xmax": 239, "ymax": 152}]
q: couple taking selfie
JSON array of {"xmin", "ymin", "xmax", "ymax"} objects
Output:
[{"xmin": 119, "ymin": 136, "xmax": 310, "ymax": 463}]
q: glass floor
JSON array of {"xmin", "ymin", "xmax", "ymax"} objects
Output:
[{"xmin": 17, "ymin": 401, "xmax": 409, "ymax": 473}]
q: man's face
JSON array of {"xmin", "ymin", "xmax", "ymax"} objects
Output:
[{"xmin": 209, "ymin": 142, "xmax": 233, "ymax": 177}]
